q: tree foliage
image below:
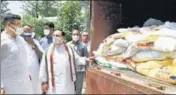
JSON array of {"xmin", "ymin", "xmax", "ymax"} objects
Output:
[
  {"xmin": 22, "ymin": 1, "xmax": 58, "ymax": 18},
  {"xmin": 56, "ymin": 1, "xmax": 83, "ymax": 41},
  {"xmin": 21, "ymin": 1, "xmax": 90, "ymax": 41},
  {"xmin": 1, "ymin": 1, "xmax": 10, "ymax": 18},
  {"xmin": 80, "ymin": 1, "xmax": 90, "ymax": 32}
]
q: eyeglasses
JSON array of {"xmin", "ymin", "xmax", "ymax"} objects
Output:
[{"xmin": 82, "ymin": 35, "xmax": 88, "ymax": 36}]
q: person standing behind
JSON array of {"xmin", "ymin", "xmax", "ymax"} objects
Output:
[
  {"xmin": 40, "ymin": 22, "xmax": 54, "ymax": 51},
  {"xmin": 81, "ymin": 32, "xmax": 90, "ymax": 55},
  {"xmin": 67, "ymin": 29, "xmax": 88, "ymax": 94},
  {"xmin": 39, "ymin": 30, "xmax": 93, "ymax": 94},
  {"xmin": 22, "ymin": 25, "xmax": 43, "ymax": 94},
  {"xmin": 1, "ymin": 13, "xmax": 33, "ymax": 94}
]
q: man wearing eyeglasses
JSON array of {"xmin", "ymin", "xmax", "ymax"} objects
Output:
[{"xmin": 81, "ymin": 32, "xmax": 90, "ymax": 55}]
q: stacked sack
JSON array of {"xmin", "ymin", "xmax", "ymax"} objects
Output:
[{"xmin": 94, "ymin": 22, "xmax": 176, "ymax": 84}]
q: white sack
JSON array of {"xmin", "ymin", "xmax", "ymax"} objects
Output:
[
  {"xmin": 158, "ymin": 28, "xmax": 176, "ymax": 39},
  {"xmin": 124, "ymin": 43, "xmax": 140, "ymax": 58},
  {"xmin": 113, "ymin": 39, "xmax": 129, "ymax": 47},
  {"xmin": 143, "ymin": 18, "xmax": 163, "ymax": 27},
  {"xmin": 132, "ymin": 50, "xmax": 167, "ymax": 62},
  {"xmin": 154, "ymin": 36, "xmax": 176, "ymax": 52},
  {"xmin": 163, "ymin": 21, "xmax": 176, "ymax": 29},
  {"xmin": 106, "ymin": 45, "xmax": 126, "ymax": 56}
]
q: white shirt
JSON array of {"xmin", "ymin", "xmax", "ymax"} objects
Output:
[
  {"xmin": 1, "ymin": 32, "xmax": 33, "ymax": 94},
  {"xmin": 39, "ymin": 44, "xmax": 86, "ymax": 94},
  {"xmin": 24, "ymin": 39, "xmax": 43, "ymax": 94}
]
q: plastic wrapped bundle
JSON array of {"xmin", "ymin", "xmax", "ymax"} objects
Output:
[{"xmin": 136, "ymin": 59, "xmax": 176, "ymax": 84}]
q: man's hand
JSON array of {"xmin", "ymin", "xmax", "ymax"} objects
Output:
[
  {"xmin": 41, "ymin": 83, "xmax": 48, "ymax": 93},
  {"xmin": 24, "ymin": 37, "xmax": 36, "ymax": 46},
  {"xmin": 86, "ymin": 56, "xmax": 95, "ymax": 63},
  {"xmin": 1, "ymin": 88, "xmax": 5, "ymax": 94}
]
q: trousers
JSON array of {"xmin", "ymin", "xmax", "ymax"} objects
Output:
[{"xmin": 75, "ymin": 72, "xmax": 85, "ymax": 94}]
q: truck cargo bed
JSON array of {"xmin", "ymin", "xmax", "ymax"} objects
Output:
[{"xmin": 86, "ymin": 65, "xmax": 176, "ymax": 94}]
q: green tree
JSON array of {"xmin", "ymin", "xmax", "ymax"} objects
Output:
[
  {"xmin": 22, "ymin": 1, "xmax": 59, "ymax": 18},
  {"xmin": 57, "ymin": 1, "xmax": 82, "ymax": 41},
  {"xmin": 0, "ymin": 1, "xmax": 10, "ymax": 31},
  {"xmin": 21, "ymin": 1, "xmax": 90, "ymax": 41},
  {"xmin": 39, "ymin": 0, "xmax": 59, "ymax": 17},
  {"xmin": 80, "ymin": 1, "xmax": 90, "ymax": 32},
  {"xmin": 22, "ymin": 1, "xmax": 40, "ymax": 18},
  {"xmin": 1, "ymin": 1, "xmax": 10, "ymax": 18}
]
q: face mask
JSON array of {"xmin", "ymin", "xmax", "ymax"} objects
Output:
[
  {"xmin": 53, "ymin": 36, "xmax": 64, "ymax": 44},
  {"xmin": 72, "ymin": 35, "xmax": 79, "ymax": 41},
  {"xmin": 16, "ymin": 28, "xmax": 24, "ymax": 35},
  {"xmin": 10, "ymin": 24, "xmax": 24, "ymax": 35},
  {"xmin": 44, "ymin": 29, "xmax": 50, "ymax": 36},
  {"xmin": 23, "ymin": 33, "xmax": 32, "ymax": 38},
  {"xmin": 31, "ymin": 32, "xmax": 35, "ymax": 38}
]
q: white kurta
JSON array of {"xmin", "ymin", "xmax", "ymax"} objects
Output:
[
  {"xmin": 1, "ymin": 32, "xmax": 33, "ymax": 94},
  {"xmin": 39, "ymin": 44, "xmax": 86, "ymax": 94},
  {"xmin": 24, "ymin": 39, "xmax": 43, "ymax": 94}
]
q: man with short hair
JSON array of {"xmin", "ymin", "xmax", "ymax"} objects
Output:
[
  {"xmin": 67, "ymin": 29, "xmax": 88, "ymax": 94},
  {"xmin": 39, "ymin": 30, "xmax": 94, "ymax": 94},
  {"xmin": 81, "ymin": 32, "xmax": 90, "ymax": 55},
  {"xmin": 22, "ymin": 25, "xmax": 43, "ymax": 94},
  {"xmin": 1, "ymin": 13, "xmax": 33, "ymax": 94},
  {"xmin": 40, "ymin": 22, "xmax": 54, "ymax": 50}
]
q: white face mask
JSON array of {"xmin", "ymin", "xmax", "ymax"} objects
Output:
[
  {"xmin": 31, "ymin": 32, "xmax": 35, "ymax": 38},
  {"xmin": 23, "ymin": 32, "xmax": 32, "ymax": 38},
  {"xmin": 10, "ymin": 24, "xmax": 24, "ymax": 35},
  {"xmin": 44, "ymin": 29, "xmax": 50, "ymax": 36},
  {"xmin": 53, "ymin": 36, "xmax": 64, "ymax": 44},
  {"xmin": 72, "ymin": 35, "xmax": 79, "ymax": 41},
  {"xmin": 16, "ymin": 28, "xmax": 24, "ymax": 35}
]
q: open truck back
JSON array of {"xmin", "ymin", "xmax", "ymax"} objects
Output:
[{"xmin": 87, "ymin": 0, "xmax": 176, "ymax": 94}]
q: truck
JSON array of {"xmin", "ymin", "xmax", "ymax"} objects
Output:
[{"xmin": 86, "ymin": 0, "xmax": 176, "ymax": 94}]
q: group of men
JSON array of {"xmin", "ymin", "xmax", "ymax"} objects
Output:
[{"xmin": 1, "ymin": 13, "xmax": 93, "ymax": 94}]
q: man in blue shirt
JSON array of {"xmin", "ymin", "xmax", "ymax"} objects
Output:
[{"xmin": 40, "ymin": 22, "xmax": 54, "ymax": 50}]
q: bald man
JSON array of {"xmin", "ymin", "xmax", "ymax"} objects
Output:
[
  {"xmin": 81, "ymin": 32, "xmax": 90, "ymax": 55},
  {"xmin": 39, "ymin": 30, "xmax": 94, "ymax": 94},
  {"xmin": 23, "ymin": 25, "xmax": 43, "ymax": 94}
]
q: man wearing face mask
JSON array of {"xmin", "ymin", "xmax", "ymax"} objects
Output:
[
  {"xmin": 22, "ymin": 25, "xmax": 43, "ymax": 94},
  {"xmin": 39, "ymin": 30, "xmax": 94, "ymax": 94},
  {"xmin": 1, "ymin": 13, "xmax": 33, "ymax": 94},
  {"xmin": 67, "ymin": 29, "xmax": 88, "ymax": 94},
  {"xmin": 40, "ymin": 22, "xmax": 54, "ymax": 51}
]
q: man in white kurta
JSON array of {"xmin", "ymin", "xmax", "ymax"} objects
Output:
[
  {"xmin": 22, "ymin": 25, "xmax": 43, "ymax": 94},
  {"xmin": 39, "ymin": 30, "xmax": 93, "ymax": 94},
  {"xmin": 1, "ymin": 13, "xmax": 33, "ymax": 94}
]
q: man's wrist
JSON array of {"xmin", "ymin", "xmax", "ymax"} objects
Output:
[
  {"xmin": 41, "ymin": 82, "xmax": 48, "ymax": 85},
  {"xmin": 32, "ymin": 44, "xmax": 37, "ymax": 49}
]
